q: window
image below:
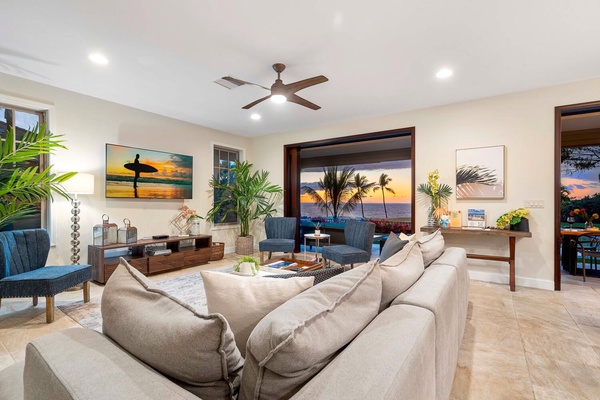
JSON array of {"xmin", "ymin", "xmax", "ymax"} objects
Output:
[
  {"xmin": 213, "ymin": 146, "xmax": 240, "ymax": 224},
  {"xmin": 0, "ymin": 103, "xmax": 46, "ymax": 230}
]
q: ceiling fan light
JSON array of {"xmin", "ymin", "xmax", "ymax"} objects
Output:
[{"xmin": 271, "ymin": 94, "xmax": 287, "ymax": 104}]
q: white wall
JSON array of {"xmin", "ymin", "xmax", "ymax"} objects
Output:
[
  {"xmin": 1, "ymin": 73, "xmax": 251, "ymax": 264},
  {"xmin": 251, "ymin": 77, "xmax": 600, "ymax": 290}
]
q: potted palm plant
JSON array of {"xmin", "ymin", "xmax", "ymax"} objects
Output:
[
  {"xmin": 1, "ymin": 124, "xmax": 76, "ymax": 230},
  {"xmin": 417, "ymin": 169, "xmax": 452, "ymax": 226},
  {"xmin": 207, "ymin": 161, "xmax": 282, "ymax": 255}
]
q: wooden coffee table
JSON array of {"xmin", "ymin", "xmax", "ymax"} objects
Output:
[{"xmin": 261, "ymin": 257, "xmax": 322, "ymax": 273}]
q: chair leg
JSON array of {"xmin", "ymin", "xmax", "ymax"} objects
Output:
[
  {"xmin": 350, "ymin": 264, "xmax": 354, "ymax": 269},
  {"xmin": 83, "ymin": 281, "xmax": 90, "ymax": 303},
  {"xmin": 322, "ymin": 257, "xmax": 327, "ymax": 268},
  {"xmin": 291, "ymin": 252, "xmax": 295, "ymax": 259},
  {"xmin": 260, "ymin": 251, "xmax": 265, "ymax": 263},
  {"xmin": 46, "ymin": 296, "xmax": 55, "ymax": 323},
  {"xmin": 582, "ymin": 255, "xmax": 587, "ymax": 283},
  {"xmin": 268, "ymin": 251, "xmax": 272, "ymax": 260},
  {"xmin": 33, "ymin": 296, "xmax": 38, "ymax": 306}
]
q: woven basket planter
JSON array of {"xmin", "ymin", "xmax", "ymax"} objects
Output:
[
  {"xmin": 235, "ymin": 235, "xmax": 254, "ymax": 255},
  {"xmin": 210, "ymin": 242, "xmax": 225, "ymax": 261}
]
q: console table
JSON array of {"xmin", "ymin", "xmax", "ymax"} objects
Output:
[
  {"xmin": 88, "ymin": 235, "xmax": 212, "ymax": 283},
  {"xmin": 420, "ymin": 227, "xmax": 532, "ymax": 291}
]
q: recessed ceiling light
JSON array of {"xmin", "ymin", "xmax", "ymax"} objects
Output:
[
  {"xmin": 436, "ymin": 68, "xmax": 453, "ymax": 79},
  {"xmin": 270, "ymin": 94, "xmax": 287, "ymax": 104},
  {"xmin": 89, "ymin": 52, "xmax": 109, "ymax": 65},
  {"xmin": 250, "ymin": 113, "xmax": 261, "ymax": 120}
]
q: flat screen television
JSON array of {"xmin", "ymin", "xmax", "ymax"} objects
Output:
[{"xmin": 105, "ymin": 144, "xmax": 193, "ymax": 199}]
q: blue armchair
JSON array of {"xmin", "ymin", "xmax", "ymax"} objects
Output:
[
  {"xmin": 322, "ymin": 220, "xmax": 376, "ymax": 268},
  {"xmin": 258, "ymin": 217, "xmax": 296, "ymax": 263},
  {"xmin": 0, "ymin": 229, "xmax": 92, "ymax": 323}
]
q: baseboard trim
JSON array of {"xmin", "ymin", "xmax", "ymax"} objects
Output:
[{"xmin": 468, "ymin": 270, "xmax": 554, "ymax": 291}]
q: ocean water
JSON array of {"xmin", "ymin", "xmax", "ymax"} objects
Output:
[{"xmin": 301, "ymin": 202, "xmax": 411, "ymax": 219}]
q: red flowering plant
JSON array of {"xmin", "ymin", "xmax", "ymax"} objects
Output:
[
  {"xmin": 368, "ymin": 219, "xmax": 411, "ymax": 234},
  {"xmin": 571, "ymin": 208, "xmax": 599, "ymax": 226}
]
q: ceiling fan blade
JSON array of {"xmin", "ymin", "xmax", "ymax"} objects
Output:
[
  {"xmin": 284, "ymin": 75, "xmax": 328, "ymax": 94},
  {"xmin": 287, "ymin": 94, "xmax": 321, "ymax": 110},
  {"xmin": 222, "ymin": 76, "xmax": 270, "ymax": 91},
  {"xmin": 242, "ymin": 95, "xmax": 272, "ymax": 109}
]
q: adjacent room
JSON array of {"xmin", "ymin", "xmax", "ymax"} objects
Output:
[{"xmin": 1, "ymin": 1, "xmax": 600, "ymax": 399}]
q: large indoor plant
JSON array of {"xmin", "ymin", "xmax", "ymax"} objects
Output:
[
  {"xmin": 207, "ymin": 160, "xmax": 282, "ymax": 255},
  {"xmin": 0, "ymin": 124, "xmax": 75, "ymax": 230}
]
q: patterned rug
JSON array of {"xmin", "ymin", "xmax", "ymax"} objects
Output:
[{"xmin": 57, "ymin": 266, "xmax": 232, "ymax": 331}]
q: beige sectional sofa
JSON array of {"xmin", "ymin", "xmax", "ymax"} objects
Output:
[{"xmin": 0, "ymin": 231, "xmax": 469, "ymax": 400}]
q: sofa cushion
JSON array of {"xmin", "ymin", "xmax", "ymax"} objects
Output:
[
  {"xmin": 379, "ymin": 232, "xmax": 409, "ymax": 262},
  {"xmin": 418, "ymin": 229, "xmax": 445, "ymax": 267},
  {"xmin": 399, "ymin": 232, "xmax": 418, "ymax": 242},
  {"xmin": 289, "ymin": 305, "xmax": 436, "ymax": 400},
  {"xmin": 239, "ymin": 260, "xmax": 382, "ymax": 400},
  {"xmin": 201, "ymin": 270, "xmax": 314, "ymax": 357},
  {"xmin": 379, "ymin": 240, "xmax": 425, "ymax": 310},
  {"xmin": 23, "ymin": 329, "xmax": 199, "ymax": 400},
  {"xmin": 102, "ymin": 258, "xmax": 243, "ymax": 400},
  {"xmin": 0, "ymin": 361, "xmax": 24, "ymax": 400}
]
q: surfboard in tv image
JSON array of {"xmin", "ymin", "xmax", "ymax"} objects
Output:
[{"xmin": 106, "ymin": 144, "xmax": 193, "ymax": 199}]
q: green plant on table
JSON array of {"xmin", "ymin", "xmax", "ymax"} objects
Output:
[
  {"xmin": 233, "ymin": 255, "xmax": 261, "ymax": 274},
  {"xmin": 496, "ymin": 208, "xmax": 530, "ymax": 229},
  {"xmin": 417, "ymin": 169, "xmax": 453, "ymax": 220}
]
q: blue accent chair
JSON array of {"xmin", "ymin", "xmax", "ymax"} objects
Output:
[
  {"xmin": 322, "ymin": 220, "xmax": 376, "ymax": 268},
  {"xmin": 258, "ymin": 217, "xmax": 296, "ymax": 263},
  {"xmin": 0, "ymin": 229, "xmax": 92, "ymax": 323}
]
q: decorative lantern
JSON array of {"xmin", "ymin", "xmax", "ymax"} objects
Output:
[
  {"xmin": 93, "ymin": 214, "xmax": 118, "ymax": 246},
  {"xmin": 118, "ymin": 218, "xmax": 138, "ymax": 244}
]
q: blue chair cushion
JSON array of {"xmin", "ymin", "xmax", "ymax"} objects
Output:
[
  {"xmin": 0, "ymin": 264, "xmax": 92, "ymax": 298},
  {"xmin": 258, "ymin": 239, "xmax": 295, "ymax": 252},
  {"xmin": 322, "ymin": 245, "xmax": 370, "ymax": 265}
]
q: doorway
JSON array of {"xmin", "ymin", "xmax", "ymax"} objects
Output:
[
  {"xmin": 283, "ymin": 128, "xmax": 415, "ymax": 252},
  {"xmin": 555, "ymin": 100, "xmax": 600, "ymax": 290}
]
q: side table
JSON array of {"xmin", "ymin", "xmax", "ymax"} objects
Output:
[{"xmin": 304, "ymin": 233, "xmax": 331, "ymax": 262}]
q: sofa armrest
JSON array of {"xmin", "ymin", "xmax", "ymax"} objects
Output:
[
  {"xmin": 24, "ymin": 329, "xmax": 199, "ymax": 400},
  {"xmin": 291, "ymin": 305, "xmax": 435, "ymax": 400},
  {"xmin": 0, "ymin": 361, "xmax": 24, "ymax": 400}
]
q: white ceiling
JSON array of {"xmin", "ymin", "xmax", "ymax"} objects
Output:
[{"xmin": 2, "ymin": 1, "xmax": 600, "ymax": 137}]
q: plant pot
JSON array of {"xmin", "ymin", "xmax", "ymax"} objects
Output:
[
  {"xmin": 314, "ymin": 229, "xmax": 321, "ymax": 236},
  {"xmin": 510, "ymin": 218, "xmax": 529, "ymax": 232},
  {"xmin": 236, "ymin": 235, "xmax": 254, "ymax": 255}
]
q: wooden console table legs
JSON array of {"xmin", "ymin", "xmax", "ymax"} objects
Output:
[{"xmin": 465, "ymin": 236, "xmax": 517, "ymax": 291}]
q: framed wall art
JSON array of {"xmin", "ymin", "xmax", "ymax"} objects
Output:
[{"xmin": 455, "ymin": 145, "xmax": 505, "ymax": 199}]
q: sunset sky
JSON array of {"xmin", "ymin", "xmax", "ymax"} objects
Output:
[
  {"xmin": 562, "ymin": 167, "xmax": 600, "ymax": 199},
  {"xmin": 106, "ymin": 145, "xmax": 192, "ymax": 180},
  {"xmin": 300, "ymin": 160, "xmax": 412, "ymax": 204}
]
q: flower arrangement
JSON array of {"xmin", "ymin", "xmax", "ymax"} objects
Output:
[
  {"xmin": 312, "ymin": 221, "xmax": 322, "ymax": 230},
  {"xmin": 417, "ymin": 169, "xmax": 453, "ymax": 221},
  {"xmin": 496, "ymin": 208, "xmax": 530, "ymax": 229},
  {"xmin": 571, "ymin": 208, "xmax": 599, "ymax": 227},
  {"xmin": 179, "ymin": 204, "xmax": 203, "ymax": 222}
]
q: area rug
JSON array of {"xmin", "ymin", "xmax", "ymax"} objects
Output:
[{"xmin": 57, "ymin": 266, "xmax": 233, "ymax": 331}]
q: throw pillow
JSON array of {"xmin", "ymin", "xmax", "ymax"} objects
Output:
[
  {"xmin": 418, "ymin": 229, "xmax": 445, "ymax": 267},
  {"xmin": 200, "ymin": 270, "xmax": 314, "ymax": 357},
  {"xmin": 379, "ymin": 240, "xmax": 425, "ymax": 309},
  {"xmin": 239, "ymin": 260, "xmax": 382, "ymax": 400},
  {"xmin": 399, "ymin": 232, "xmax": 417, "ymax": 242},
  {"xmin": 102, "ymin": 258, "xmax": 243, "ymax": 400},
  {"xmin": 379, "ymin": 232, "xmax": 409, "ymax": 262}
]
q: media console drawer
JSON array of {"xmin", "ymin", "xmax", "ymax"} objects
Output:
[
  {"xmin": 183, "ymin": 247, "xmax": 211, "ymax": 267},
  {"xmin": 149, "ymin": 252, "xmax": 185, "ymax": 273},
  {"xmin": 105, "ymin": 258, "xmax": 148, "ymax": 281}
]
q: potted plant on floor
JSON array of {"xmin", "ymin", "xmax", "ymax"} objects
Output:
[{"xmin": 207, "ymin": 161, "xmax": 282, "ymax": 255}]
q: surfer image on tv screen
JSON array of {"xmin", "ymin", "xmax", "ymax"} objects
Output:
[{"xmin": 124, "ymin": 154, "xmax": 158, "ymax": 197}]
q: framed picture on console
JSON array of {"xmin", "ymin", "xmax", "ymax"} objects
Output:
[
  {"xmin": 455, "ymin": 145, "xmax": 505, "ymax": 199},
  {"xmin": 106, "ymin": 144, "xmax": 193, "ymax": 199}
]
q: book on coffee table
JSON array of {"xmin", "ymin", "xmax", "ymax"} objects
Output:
[{"xmin": 265, "ymin": 260, "xmax": 298, "ymax": 269}]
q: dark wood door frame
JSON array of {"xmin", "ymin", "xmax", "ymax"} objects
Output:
[
  {"xmin": 554, "ymin": 100, "xmax": 600, "ymax": 291},
  {"xmin": 284, "ymin": 128, "xmax": 416, "ymax": 252}
]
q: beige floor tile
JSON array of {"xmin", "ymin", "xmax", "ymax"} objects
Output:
[
  {"xmin": 0, "ymin": 342, "xmax": 14, "ymax": 371},
  {"xmin": 520, "ymin": 327, "xmax": 600, "ymax": 368},
  {"xmin": 462, "ymin": 318, "xmax": 525, "ymax": 355},
  {"xmin": 579, "ymin": 324, "xmax": 600, "ymax": 347},
  {"xmin": 532, "ymin": 385, "xmax": 588, "ymax": 400},
  {"xmin": 526, "ymin": 353, "xmax": 600, "ymax": 400}
]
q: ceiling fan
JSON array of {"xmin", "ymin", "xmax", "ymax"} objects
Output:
[{"xmin": 219, "ymin": 63, "xmax": 328, "ymax": 110}]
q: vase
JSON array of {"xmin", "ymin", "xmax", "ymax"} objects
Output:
[
  {"xmin": 585, "ymin": 220, "xmax": 594, "ymax": 230},
  {"xmin": 314, "ymin": 229, "xmax": 321, "ymax": 236},
  {"xmin": 190, "ymin": 218, "xmax": 201, "ymax": 235},
  {"xmin": 510, "ymin": 218, "xmax": 529, "ymax": 232},
  {"xmin": 427, "ymin": 205, "xmax": 437, "ymax": 227}
]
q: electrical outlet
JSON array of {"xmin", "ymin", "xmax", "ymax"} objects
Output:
[{"xmin": 525, "ymin": 200, "xmax": 544, "ymax": 208}]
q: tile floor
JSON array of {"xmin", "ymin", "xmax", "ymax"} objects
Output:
[{"xmin": 1, "ymin": 253, "xmax": 600, "ymax": 399}]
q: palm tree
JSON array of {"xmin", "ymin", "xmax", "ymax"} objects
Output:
[
  {"xmin": 302, "ymin": 166, "xmax": 357, "ymax": 219},
  {"xmin": 351, "ymin": 173, "xmax": 375, "ymax": 218},
  {"xmin": 374, "ymin": 173, "xmax": 396, "ymax": 218}
]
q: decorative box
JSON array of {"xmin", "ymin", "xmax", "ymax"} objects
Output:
[
  {"xmin": 118, "ymin": 218, "xmax": 138, "ymax": 244},
  {"xmin": 93, "ymin": 214, "xmax": 118, "ymax": 246}
]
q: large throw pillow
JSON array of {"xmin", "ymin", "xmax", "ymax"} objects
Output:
[
  {"xmin": 379, "ymin": 240, "xmax": 425, "ymax": 309},
  {"xmin": 418, "ymin": 229, "xmax": 445, "ymax": 267},
  {"xmin": 239, "ymin": 261, "xmax": 382, "ymax": 400},
  {"xmin": 102, "ymin": 258, "xmax": 244, "ymax": 400},
  {"xmin": 399, "ymin": 232, "xmax": 418, "ymax": 242},
  {"xmin": 200, "ymin": 271, "xmax": 314, "ymax": 357},
  {"xmin": 379, "ymin": 232, "xmax": 409, "ymax": 262}
]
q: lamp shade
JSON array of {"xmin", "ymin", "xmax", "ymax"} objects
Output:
[{"xmin": 61, "ymin": 173, "xmax": 95, "ymax": 195}]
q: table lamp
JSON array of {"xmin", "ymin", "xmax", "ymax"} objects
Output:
[{"xmin": 61, "ymin": 173, "xmax": 95, "ymax": 264}]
